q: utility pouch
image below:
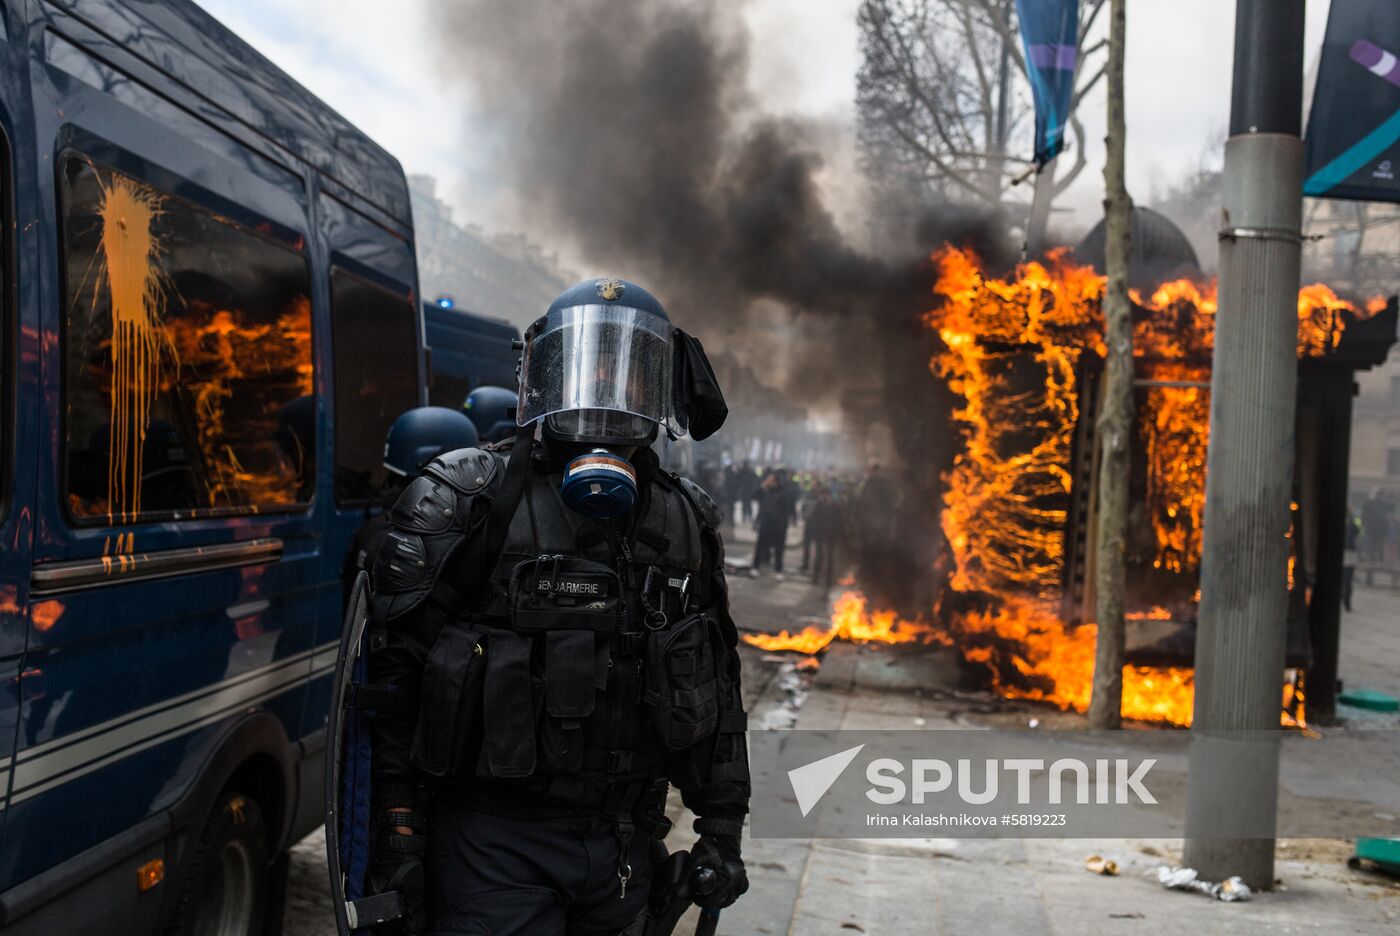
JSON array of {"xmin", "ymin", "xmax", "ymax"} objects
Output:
[
  {"xmin": 506, "ymin": 556, "xmax": 620, "ymax": 774},
  {"xmin": 410, "ymin": 620, "xmax": 486, "ymax": 779},
  {"xmin": 509, "ymin": 555, "xmax": 624, "ymax": 633},
  {"xmin": 669, "ymin": 653, "xmax": 746, "ymax": 790},
  {"xmin": 481, "ymin": 630, "xmax": 537, "ymax": 778},
  {"xmin": 537, "ymin": 630, "xmax": 596, "ymax": 773},
  {"xmin": 642, "ymin": 613, "xmax": 721, "ymax": 751}
]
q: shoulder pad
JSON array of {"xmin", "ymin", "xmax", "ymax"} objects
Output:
[
  {"xmin": 370, "ymin": 466, "xmax": 491, "ymax": 621},
  {"xmin": 678, "ymin": 477, "xmax": 722, "ymax": 530},
  {"xmin": 388, "ymin": 474, "xmax": 458, "ymax": 535},
  {"xmin": 422, "ymin": 447, "xmax": 499, "ymax": 495}
]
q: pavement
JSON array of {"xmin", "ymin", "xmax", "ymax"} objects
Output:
[
  {"xmin": 1337, "ymin": 581, "xmax": 1400, "ymax": 709},
  {"xmin": 719, "ymin": 639, "xmax": 1400, "ymax": 936},
  {"xmin": 283, "ymin": 519, "xmax": 1400, "ymax": 935}
]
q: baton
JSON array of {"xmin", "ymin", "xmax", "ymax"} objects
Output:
[
  {"xmin": 695, "ymin": 907, "xmax": 722, "ymax": 936},
  {"xmin": 690, "ymin": 867, "xmax": 722, "ymax": 936}
]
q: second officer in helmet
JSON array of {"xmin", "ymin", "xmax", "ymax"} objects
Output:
[{"xmin": 365, "ymin": 277, "xmax": 748, "ymax": 934}]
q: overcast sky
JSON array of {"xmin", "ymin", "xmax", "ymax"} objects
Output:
[{"xmin": 196, "ymin": 0, "xmax": 1334, "ymax": 242}]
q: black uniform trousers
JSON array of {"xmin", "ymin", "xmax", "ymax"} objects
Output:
[{"xmin": 426, "ymin": 802, "xmax": 653, "ymax": 936}]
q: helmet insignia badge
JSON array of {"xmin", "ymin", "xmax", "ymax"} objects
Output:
[{"xmin": 595, "ymin": 278, "xmax": 626, "ymax": 301}]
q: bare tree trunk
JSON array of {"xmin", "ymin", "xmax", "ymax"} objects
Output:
[
  {"xmin": 1347, "ymin": 202, "xmax": 1368, "ymax": 289},
  {"xmin": 987, "ymin": 8, "xmax": 1011, "ymax": 204},
  {"xmin": 1025, "ymin": 155, "xmax": 1058, "ymax": 256},
  {"xmin": 1088, "ymin": 0, "xmax": 1132, "ymax": 730}
]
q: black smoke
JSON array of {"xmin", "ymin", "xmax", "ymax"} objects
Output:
[
  {"xmin": 432, "ymin": 0, "xmax": 1008, "ymax": 346},
  {"xmin": 430, "ymin": 0, "xmax": 1016, "ymax": 613}
]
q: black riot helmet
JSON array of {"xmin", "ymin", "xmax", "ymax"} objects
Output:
[
  {"xmin": 383, "ymin": 406, "xmax": 480, "ymax": 477},
  {"xmin": 462, "ymin": 385, "xmax": 518, "ymax": 444},
  {"xmin": 518, "ymin": 277, "xmax": 729, "ymax": 447}
]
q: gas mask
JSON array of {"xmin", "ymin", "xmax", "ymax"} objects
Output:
[
  {"xmin": 517, "ymin": 278, "xmax": 728, "ymax": 521},
  {"xmin": 559, "ymin": 448, "xmax": 639, "ymax": 520},
  {"xmin": 541, "ymin": 410, "xmax": 655, "ymax": 520}
]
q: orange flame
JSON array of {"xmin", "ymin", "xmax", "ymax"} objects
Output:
[
  {"xmin": 949, "ymin": 595, "xmax": 1196, "ymax": 724},
  {"xmin": 1296, "ymin": 282, "xmax": 1356, "ymax": 357},
  {"xmin": 925, "ymin": 247, "xmax": 1093, "ymax": 598},
  {"xmin": 914, "ymin": 246, "xmax": 1360, "ymax": 725},
  {"xmin": 1125, "ymin": 606, "xmax": 1172, "ymax": 621},
  {"xmin": 167, "ymin": 298, "xmax": 314, "ymax": 509},
  {"xmin": 744, "ymin": 591, "xmax": 940, "ymax": 654}
]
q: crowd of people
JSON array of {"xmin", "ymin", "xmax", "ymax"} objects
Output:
[
  {"xmin": 692, "ymin": 461, "xmax": 900, "ymax": 588},
  {"xmin": 1358, "ymin": 489, "xmax": 1398, "ymax": 566},
  {"xmin": 1340, "ymin": 490, "xmax": 1395, "ymax": 612}
]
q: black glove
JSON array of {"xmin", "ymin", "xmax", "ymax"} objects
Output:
[
  {"xmin": 689, "ymin": 833, "xmax": 748, "ymax": 911},
  {"xmin": 366, "ymin": 830, "xmax": 427, "ymax": 934}
]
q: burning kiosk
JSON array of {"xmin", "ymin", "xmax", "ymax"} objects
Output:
[
  {"xmin": 750, "ymin": 212, "xmax": 1394, "ymax": 726},
  {"xmin": 1062, "ymin": 209, "xmax": 1396, "ymax": 721}
]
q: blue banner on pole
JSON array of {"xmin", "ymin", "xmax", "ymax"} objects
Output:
[{"xmin": 1015, "ymin": 0, "xmax": 1081, "ymax": 166}]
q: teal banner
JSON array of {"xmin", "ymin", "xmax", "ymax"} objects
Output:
[{"xmin": 1303, "ymin": 1, "xmax": 1400, "ymax": 202}]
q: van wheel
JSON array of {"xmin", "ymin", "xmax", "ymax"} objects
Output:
[{"xmin": 167, "ymin": 791, "xmax": 269, "ymax": 936}]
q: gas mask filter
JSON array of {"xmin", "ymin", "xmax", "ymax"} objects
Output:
[{"xmin": 560, "ymin": 449, "xmax": 638, "ymax": 520}]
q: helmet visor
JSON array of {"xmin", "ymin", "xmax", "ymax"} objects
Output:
[
  {"xmin": 544, "ymin": 409, "xmax": 657, "ymax": 443},
  {"xmin": 517, "ymin": 304, "xmax": 673, "ymax": 435}
]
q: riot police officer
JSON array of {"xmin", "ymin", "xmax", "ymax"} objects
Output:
[
  {"xmin": 363, "ymin": 278, "xmax": 747, "ymax": 934},
  {"xmin": 342, "ymin": 407, "xmax": 480, "ymax": 606}
]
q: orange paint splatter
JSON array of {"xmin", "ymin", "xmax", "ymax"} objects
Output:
[
  {"xmin": 32, "ymin": 600, "xmax": 65, "ymax": 633},
  {"xmin": 94, "ymin": 173, "xmax": 173, "ymax": 524}
]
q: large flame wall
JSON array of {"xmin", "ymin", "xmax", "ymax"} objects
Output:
[
  {"xmin": 923, "ymin": 246, "xmax": 1369, "ymax": 724},
  {"xmin": 747, "ymin": 246, "xmax": 1371, "ymax": 727}
]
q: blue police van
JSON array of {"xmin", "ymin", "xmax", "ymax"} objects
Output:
[
  {"xmin": 422, "ymin": 299, "xmax": 520, "ymax": 409},
  {"xmin": 0, "ymin": 1, "xmax": 425, "ymax": 932}
]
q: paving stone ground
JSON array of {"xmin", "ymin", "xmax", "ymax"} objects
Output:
[{"xmin": 284, "ymin": 521, "xmax": 1400, "ymax": 935}]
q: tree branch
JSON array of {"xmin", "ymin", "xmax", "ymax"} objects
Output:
[
  {"xmin": 959, "ymin": 4, "xmax": 997, "ymax": 153},
  {"xmin": 1079, "ymin": 0, "xmax": 1108, "ymax": 45},
  {"xmin": 1073, "ymin": 62, "xmax": 1107, "ymax": 105},
  {"xmin": 888, "ymin": 118, "xmax": 1000, "ymax": 205},
  {"xmin": 879, "ymin": 8, "xmax": 975, "ymax": 159},
  {"xmin": 968, "ymin": 0, "xmax": 1027, "ymax": 78},
  {"xmin": 1053, "ymin": 114, "xmax": 1090, "ymax": 196}
]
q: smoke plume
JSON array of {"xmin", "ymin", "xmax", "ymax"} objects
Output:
[{"xmin": 430, "ymin": 0, "xmax": 1023, "ymax": 612}]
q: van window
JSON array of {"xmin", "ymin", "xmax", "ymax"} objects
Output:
[
  {"xmin": 62, "ymin": 159, "xmax": 314, "ymax": 523},
  {"xmin": 330, "ymin": 270, "xmax": 419, "ymax": 505},
  {"xmin": 429, "ymin": 375, "xmax": 473, "ymax": 411}
]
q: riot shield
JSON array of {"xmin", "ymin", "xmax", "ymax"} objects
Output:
[{"xmin": 326, "ymin": 570, "xmax": 403, "ymax": 934}]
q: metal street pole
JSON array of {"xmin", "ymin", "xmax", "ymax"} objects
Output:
[{"xmin": 1183, "ymin": 0, "xmax": 1305, "ymax": 890}]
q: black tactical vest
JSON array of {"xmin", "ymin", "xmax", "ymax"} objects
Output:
[{"xmin": 380, "ymin": 444, "xmax": 733, "ymax": 814}]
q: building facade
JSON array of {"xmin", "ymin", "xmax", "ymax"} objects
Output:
[{"xmin": 408, "ymin": 174, "xmax": 570, "ymax": 328}]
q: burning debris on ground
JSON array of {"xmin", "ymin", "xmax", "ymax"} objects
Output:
[{"xmin": 747, "ymin": 240, "xmax": 1390, "ymax": 730}]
